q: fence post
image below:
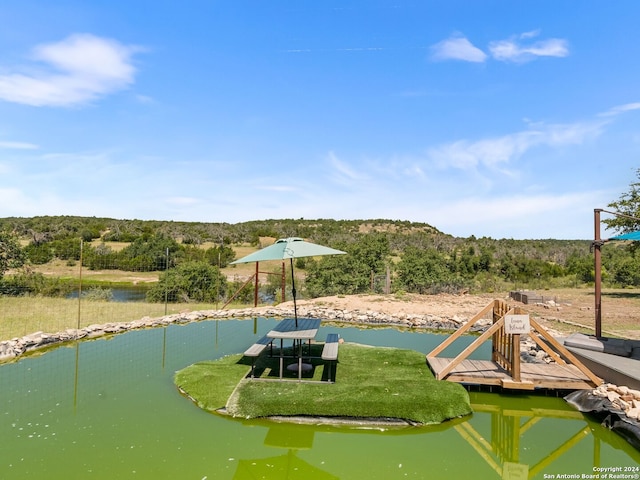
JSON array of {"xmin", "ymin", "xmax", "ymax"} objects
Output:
[
  {"xmin": 76, "ymin": 239, "xmax": 83, "ymax": 331},
  {"xmin": 164, "ymin": 248, "xmax": 169, "ymax": 315},
  {"xmin": 385, "ymin": 266, "xmax": 391, "ymax": 294}
]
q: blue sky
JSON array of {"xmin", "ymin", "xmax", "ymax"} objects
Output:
[{"xmin": 0, "ymin": 1, "xmax": 639, "ymax": 240}]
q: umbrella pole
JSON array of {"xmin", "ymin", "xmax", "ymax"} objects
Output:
[{"xmin": 290, "ymin": 257, "xmax": 298, "ymax": 327}]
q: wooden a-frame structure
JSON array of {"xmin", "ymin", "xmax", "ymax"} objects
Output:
[{"xmin": 427, "ymin": 299, "xmax": 602, "ymax": 390}]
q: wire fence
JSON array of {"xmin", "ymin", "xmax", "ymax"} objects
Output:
[{"xmin": 0, "ymin": 240, "xmax": 279, "ymax": 341}]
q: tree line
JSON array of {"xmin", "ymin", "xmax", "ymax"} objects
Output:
[
  {"xmin": 3, "ymin": 168, "xmax": 640, "ymax": 304},
  {"xmin": 1, "ymin": 218, "xmax": 637, "ymax": 304}
]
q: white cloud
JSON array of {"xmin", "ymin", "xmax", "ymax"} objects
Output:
[
  {"xmin": 519, "ymin": 29, "xmax": 541, "ymax": 40},
  {"xmin": 599, "ymin": 102, "xmax": 640, "ymax": 117},
  {"xmin": 489, "ymin": 31, "xmax": 569, "ymax": 63},
  {"xmin": 423, "ymin": 191, "xmax": 600, "ymax": 239},
  {"xmin": 431, "ymin": 30, "xmax": 568, "ymax": 64},
  {"xmin": 327, "ymin": 151, "xmax": 369, "ymax": 185},
  {"xmin": 257, "ymin": 185, "xmax": 297, "ymax": 192},
  {"xmin": 134, "ymin": 94, "xmax": 155, "ymax": 105},
  {"xmin": 429, "ymin": 120, "xmax": 604, "ymax": 171},
  {"xmin": 429, "ymin": 132, "xmax": 538, "ymax": 170},
  {"xmin": 430, "ymin": 34, "xmax": 487, "ymax": 63},
  {"xmin": 0, "ymin": 34, "xmax": 141, "ymax": 107},
  {"xmin": 0, "ymin": 140, "xmax": 38, "ymax": 149},
  {"xmin": 165, "ymin": 196, "xmax": 199, "ymax": 206}
]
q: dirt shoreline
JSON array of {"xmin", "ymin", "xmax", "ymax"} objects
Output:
[{"xmin": 280, "ymin": 291, "xmax": 640, "ymax": 340}]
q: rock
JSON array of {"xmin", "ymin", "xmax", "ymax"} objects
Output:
[
  {"xmin": 617, "ymin": 385, "xmax": 630, "ymax": 395},
  {"xmin": 593, "ymin": 385, "xmax": 608, "ymax": 397},
  {"xmin": 607, "ymin": 391, "xmax": 621, "ymax": 402},
  {"xmin": 0, "ymin": 302, "xmax": 492, "ymax": 362},
  {"xmin": 535, "ymin": 350, "xmax": 548, "ymax": 360},
  {"xmin": 615, "ymin": 399, "xmax": 631, "ymax": 411}
]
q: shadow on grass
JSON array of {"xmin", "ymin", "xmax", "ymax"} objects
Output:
[{"xmin": 602, "ymin": 291, "xmax": 640, "ymax": 300}]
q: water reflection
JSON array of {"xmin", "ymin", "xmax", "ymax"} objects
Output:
[
  {"xmin": 0, "ymin": 318, "xmax": 637, "ymax": 479},
  {"xmin": 462, "ymin": 392, "xmax": 635, "ymax": 479},
  {"xmin": 234, "ymin": 425, "xmax": 338, "ymax": 479},
  {"xmin": 67, "ymin": 286, "xmax": 149, "ymax": 302}
]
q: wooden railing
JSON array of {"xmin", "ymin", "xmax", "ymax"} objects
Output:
[
  {"xmin": 491, "ymin": 300, "xmax": 524, "ymax": 381},
  {"xmin": 427, "ymin": 299, "xmax": 602, "ymax": 387}
]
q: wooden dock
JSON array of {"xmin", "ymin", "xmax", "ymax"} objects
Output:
[
  {"xmin": 427, "ymin": 357, "xmax": 596, "ymax": 390},
  {"xmin": 427, "ymin": 299, "xmax": 602, "ymax": 391}
]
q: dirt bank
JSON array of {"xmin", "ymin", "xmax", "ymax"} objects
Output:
[{"xmin": 281, "ymin": 290, "xmax": 640, "ymax": 340}]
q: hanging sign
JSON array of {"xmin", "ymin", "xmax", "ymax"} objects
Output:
[
  {"xmin": 505, "ymin": 314, "xmax": 530, "ymax": 334},
  {"xmin": 502, "ymin": 462, "xmax": 529, "ymax": 480}
]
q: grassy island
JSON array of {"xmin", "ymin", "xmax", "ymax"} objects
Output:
[{"xmin": 175, "ymin": 343, "xmax": 472, "ymax": 425}]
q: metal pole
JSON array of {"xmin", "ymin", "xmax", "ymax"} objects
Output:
[
  {"xmin": 592, "ymin": 208, "xmax": 640, "ymax": 338},
  {"xmin": 290, "ymin": 258, "xmax": 297, "ymax": 326},
  {"xmin": 77, "ymin": 239, "xmax": 83, "ymax": 331},
  {"xmin": 164, "ymin": 248, "xmax": 169, "ymax": 316},
  {"xmin": 254, "ymin": 262, "xmax": 259, "ymax": 307},
  {"xmin": 594, "ymin": 209, "xmax": 602, "ymax": 338},
  {"xmin": 216, "ymin": 245, "xmax": 221, "ymax": 309},
  {"xmin": 281, "ymin": 261, "xmax": 286, "ymax": 303}
]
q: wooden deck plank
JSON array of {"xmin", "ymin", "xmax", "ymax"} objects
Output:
[{"xmin": 426, "ymin": 299, "xmax": 601, "ymax": 391}]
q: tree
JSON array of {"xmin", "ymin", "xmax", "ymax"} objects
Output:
[
  {"xmin": 23, "ymin": 242, "xmax": 54, "ymax": 264},
  {"xmin": 565, "ymin": 250, "xmax": 594, "ymax": 283},
  {"xmin": 146, "ymin": 261, "xmax": 226, "ymax": 303},
  {"xmin": 349, "ymin": 233, "xmax": 390, "ymax": 274},
  {"xmin": 604, "ymin": 168, "xmax": 640, "ymax": 233},
  {"xmin": 305, "ymin": 254, "xmax": 370, "ymax": 297},
  {"xmin": 204, "ymin": 244, "xmax": 235, "ymax": 268},
  {"xmin": 119, "ymin": 234, "xmax": 182, "ymax": 271},
  {"xmin": 0, "ymin": 231, "xmax": 26, "ymax": 278},
  {"xmin": 396, "ymin": 246, "xmax": 460, "ymax": 294},
  {"xmin": 304, "ymin": 234, "xmax": 390, "ymax": 298}
]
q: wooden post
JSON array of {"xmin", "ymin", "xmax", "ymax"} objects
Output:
[
  {"xmin": 385, "ymin": 266, "xmax": 391, "ymax": 294},
  {"xmin": 594, "ymin": 209, "xmax": 602, "ymax": 338},
  {"xmin": 512, "ymin": 334, "xmax": 521, "ymax": 382},
  {"xmin": 511, "ymin": 306, "xmax": 524, "ymax": 382}
]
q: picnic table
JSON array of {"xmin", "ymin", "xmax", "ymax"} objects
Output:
[{"xmin": 267, "ymin": 318, "xmax": 321, "ymax": 380}]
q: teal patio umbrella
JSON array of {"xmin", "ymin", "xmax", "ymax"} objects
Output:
[
  {"xmin": 609, "ymin": 230, "xmax": 640, "ymax": 241},
  {"xmin": 230, "ymin": 237, "xmax": 346, "ymax": 325}
]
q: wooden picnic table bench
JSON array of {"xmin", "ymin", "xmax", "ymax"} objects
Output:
[
  {"xmin": 244, "ymin": 336, "xmax": 274, "ymax": 378},
  {"xmin": 322, "ymin": 333, "xmax": 340, "ymax": 383}
]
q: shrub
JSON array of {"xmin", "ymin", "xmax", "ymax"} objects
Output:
[
  {"xmin": 147, "ymin": 261, "xmax": 226, "ymax": 303},
  {"xmin": 81, "ymin": 287, "xmax": 114, "ymax": 302}
]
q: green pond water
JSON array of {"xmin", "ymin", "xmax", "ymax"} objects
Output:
[{"xmin": 1, "ymin": 318, "xmax": 638, "ymax": 479}]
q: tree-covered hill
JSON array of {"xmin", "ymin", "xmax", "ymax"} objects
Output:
[
  {"xmin": 2, "ymin": 215, "xmax": 639, "ymax": 302},
  {"xmin": 0, "ymin": 215, "xmax": 442, "ymax": 245}
]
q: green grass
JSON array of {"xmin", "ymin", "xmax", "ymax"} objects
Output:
[
  {"xmin": 175, "ymin": 343, "xmax": 472, "ymax": 425},
  {"xmin": 0, "ymin": 296, "xmax": 256, "ymax": 340}
]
